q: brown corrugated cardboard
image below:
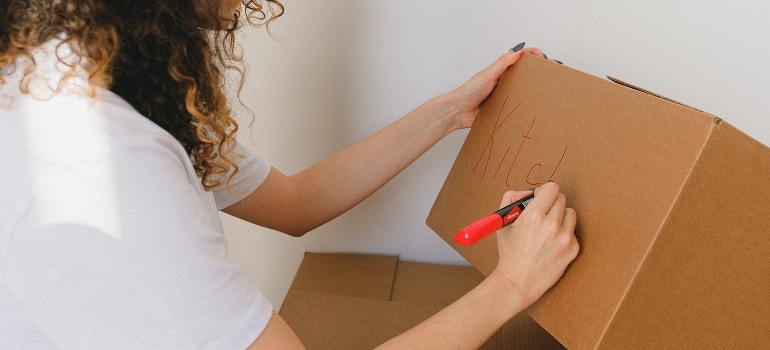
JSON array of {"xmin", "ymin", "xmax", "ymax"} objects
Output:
[
  {"xmin": 426, "ymin": 54, "xmax": 770, "ymax": 349},
  {"xmin": 279, "ymin": 252, "xmax": 564, "ymax": 349}
]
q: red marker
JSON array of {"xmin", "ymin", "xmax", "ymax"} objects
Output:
[{"xmin": 454, "ymin": 193, "xmax": 535, "ymax": 246}]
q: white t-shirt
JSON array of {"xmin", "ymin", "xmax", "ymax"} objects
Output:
[{"xmin": 0, "ymin": 41, "xmax": 274, "ymax": 349}]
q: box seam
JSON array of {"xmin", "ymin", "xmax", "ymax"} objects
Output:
[
  {"xmin": 606, "ymin": 76, "xmax": 723, "ymax": 120},
  {"xmin": 386, "ymin": 256, "xmax": 400, "ymax": 302}
]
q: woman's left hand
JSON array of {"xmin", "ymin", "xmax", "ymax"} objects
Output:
[{"xmin": 447, "ymin": 45, "xmax": 546, "ymax": 130}]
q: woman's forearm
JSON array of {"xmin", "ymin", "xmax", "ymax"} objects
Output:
[
  {"xmin": 376, "ymin": 270, "xmax": 526, "ymax": 350},
  {"xmin": 225, "ymin": 50, "xmax": 531, "ymax": 235},
  {"xmin": 287, "ymin": 93, "xmax": 462, "ymax": 229}
]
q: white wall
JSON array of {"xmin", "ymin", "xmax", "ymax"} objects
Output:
[{"xmin": 222, "ymin": 0, "xmax": 770, "ymax": 308}]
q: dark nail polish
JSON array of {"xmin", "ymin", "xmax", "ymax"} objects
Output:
[
  {"xmin": 543, "ymin": 53, "xmax": 548, "ymax": 59},
  {"xmin": 555, "ymin": 60, "xmax": 563, "ymax": 65},
  {"xmin": 511, "ymin": 42, "xmax": 525, "ymax": 52}
]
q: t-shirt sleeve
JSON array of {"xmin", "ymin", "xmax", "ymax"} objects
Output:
[
  {"xmin": 3, "ymin": 93, "xmax": 273, "ymax": 349},
  {"xmin": 212, "ymin": 142, "xmax": 272, "ymax": 209}
]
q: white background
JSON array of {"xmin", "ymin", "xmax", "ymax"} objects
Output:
[{"xmin": 221, "ymin": 0, "xmax": 770, "ymax": 308}]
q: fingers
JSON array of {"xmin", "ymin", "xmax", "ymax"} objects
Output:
[
  {"xmin": 467, "ymin": 44, "xmax": 547, "ymax": 96},
  {"xmin": 492, "ymin": 182, "xmax": 578, "ymax": 305},
  {"xmin": 509, "ymin": 45, "xmax": 560, "ymax": 64},
  {"xmin": 527, "ymin": 181, "xmax": 560, "ymax": 216},
  {"xmin": 562, "ymin": 207, "xmax": 577, "ymax": 232},
  {"xmin": 562, "ymin": 207, "xmax": 579, "ymax": 255},
  {"xmin": 499, "ymin": 191, "xmax": 517, "ymax": 208},
  {"xmin": 485, "ymin": 50, "xmax": 524, "ymax": 79},
  {"xmin": 498, "ymin": 189, "xmax": 535, "ymax": 209},
  {"xmin": 521, "ymin": 47, "xmax": 545, "ymax": 59},
  {"xmin": 547, "ymin": 191, "xmax": 568, "ymax": 224}
]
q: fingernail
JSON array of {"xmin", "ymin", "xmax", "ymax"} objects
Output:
[
  {"xmin": 543, "ymin": 53, "xmax": 548, "ymax": 59},
  {"xmin": 511, "ymin": 42, "xmax": 525, "ymax": 52},
  {"xmin": 555, "ymin": 60, "xmax": 563, "ymax": 65}
]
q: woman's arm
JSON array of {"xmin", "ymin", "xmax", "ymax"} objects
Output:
[
  {"xmin": 375, "ymin": 183, "xmax": 578, "ymax": 349},
  {"xmin": 245, "ymin": 183, "xmax": 579, "ymax": 349},
  {"xmin": 224, "ymin": 47, "xmax": 546, "ymax": 235}
]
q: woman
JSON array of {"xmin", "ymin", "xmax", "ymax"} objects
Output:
[{"xmin": 0, "ymin": 0, "xmax": 579, "ymax": 349}]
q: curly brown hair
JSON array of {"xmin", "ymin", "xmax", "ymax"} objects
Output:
[{"xmin": 0, "ymin": 0, "xmax": 284, "ymax": 191}]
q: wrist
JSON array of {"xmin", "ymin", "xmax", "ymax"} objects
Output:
[
  {"xmin": 431, "ymin": 90, "xmax": 470, "ymax": 134},
  {"xmin": 485, "ymin": 268, "xmax": 531, "ymax": 320}
]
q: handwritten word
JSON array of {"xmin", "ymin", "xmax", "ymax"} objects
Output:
[{"xmin": 473, "ymin": 97, "xmax": 568, "ymax": 187}]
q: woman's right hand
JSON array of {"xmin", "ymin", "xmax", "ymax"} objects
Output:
[{"xmin": 492, "ymin": 182, "xmax": 579, "ymax": 307}]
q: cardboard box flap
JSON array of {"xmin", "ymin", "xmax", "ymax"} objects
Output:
[
  {"xmin": 280, "ymin": 252, "xmax": 566, "ymax": 349},
  {"xmin": 426, "ymin": 54, "xmax": 730, "ymax": 348},
  {"xmin": 282, "ymin": 287, "xmax": 565, "ymax": 350},
  {"xmin": 281, "ymin": 289, "xmax": 440, "ymax": 350},
  {"xmin": 606, "ymin": 75, "xmax": 707, "ymax": 113},
  {"xmin": 285, "ymin": 252, "xmax": 398, "ymax": 302},
  {"xmin": 391, "ymin": 261, "xmax": 485, "ymax": 308}
]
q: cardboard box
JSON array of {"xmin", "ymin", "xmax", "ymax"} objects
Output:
[
  {"xmin": 279, "ymin": 252, "xmax": 564, "ymax": 349},
  {"xmin": 426, "ymin": 54, "xmax": 770, "ymax": 349}
]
